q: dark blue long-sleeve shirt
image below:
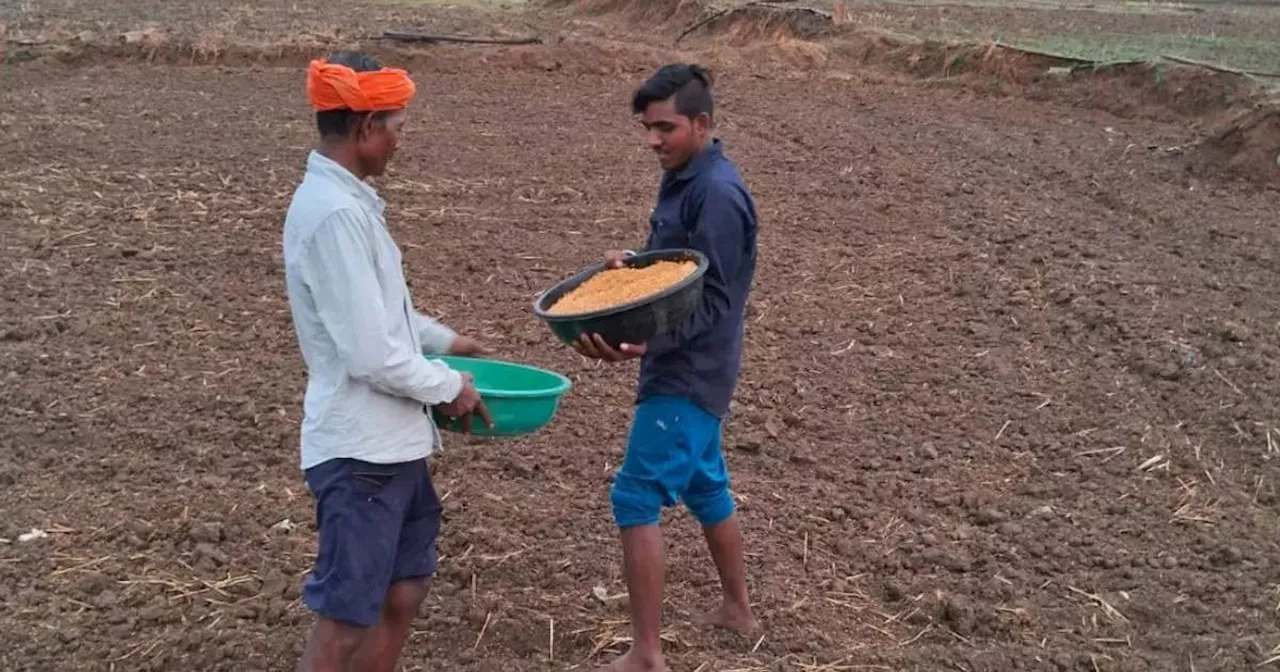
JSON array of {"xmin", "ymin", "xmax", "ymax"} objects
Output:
[{"xmin": 636, "ymin": 139, "xmax": 758, "ymax": 419}]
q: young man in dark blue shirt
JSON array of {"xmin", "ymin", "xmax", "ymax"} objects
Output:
[{"xmin": 576, "ymin": 63, "xmax": 759, "ymax": 672}]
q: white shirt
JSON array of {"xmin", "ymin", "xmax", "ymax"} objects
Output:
[{"xmin": 283, "ymin": 151, "xmax": 463, "ymax": 470}]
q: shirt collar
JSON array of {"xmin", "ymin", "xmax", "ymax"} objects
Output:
[
  {"xmin": 669, "ymin": 138, "xmax": 723, "ymax": 183},
  {"xmin": 306, "ymin": 150, "xmax": 385, "ymax": 213}
]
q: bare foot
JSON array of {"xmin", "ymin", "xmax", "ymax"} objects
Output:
[
  {"xmin": 593, "ymin": 649, "xmax": 668, "ymax": 672},
  {"xmin": 695, "ymin": 600, "xmax": 760, "ymax": 633}
]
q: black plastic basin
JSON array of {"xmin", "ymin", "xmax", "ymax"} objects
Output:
[{"xmin": 533, "ymin": 249, "xmax": 708, "ymax": 349}]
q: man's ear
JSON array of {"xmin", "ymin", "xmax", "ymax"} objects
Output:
[
  {"xmin": 693, "ymin": 112, "xmax": 713, "ymax": 134},
  {"xmin": 353, "ymin": 113, "xmax": 376, "ymax": 142}
]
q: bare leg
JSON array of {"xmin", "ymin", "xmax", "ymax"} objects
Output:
[
  {"xmin": 350, "ymin": 578, "xmax": 431, "ymax": 672},
  {"xmin": 696, "ymin": 514, "xmax": 758, "ymax": 632},
  {"xmin": 298, "ymin": 618, "xmax": 366, "ymax": 672},
  {"xmin": 594, "ymin": 524, "xmax": 668, "ymax": 672}
]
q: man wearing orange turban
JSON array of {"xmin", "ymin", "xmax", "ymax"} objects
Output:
[{"xmin": 282, "ymin": 51, "xmax": 491, "ymax": 672}]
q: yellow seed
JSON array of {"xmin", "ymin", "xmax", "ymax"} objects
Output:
[{"xmin": 547, "ymin": 261, "xmax": 697, "ymax": 315}]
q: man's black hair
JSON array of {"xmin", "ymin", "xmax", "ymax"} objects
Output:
[
  {"xmin": 316, "ymin": 51, "xmax": 391, "ymax": 139},
  {"xmin": 631, "ymin": 63, "xmax": 714, "ymax": 119}
]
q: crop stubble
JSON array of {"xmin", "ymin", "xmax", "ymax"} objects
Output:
[{"xmin": 2, "ymin": 7, "xmax": 1280, "ymax": 672}]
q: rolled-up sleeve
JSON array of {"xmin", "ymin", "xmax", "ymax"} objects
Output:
[{"xmin": 299, "ymin": 209, "xmax": 464, "ymax": 405}]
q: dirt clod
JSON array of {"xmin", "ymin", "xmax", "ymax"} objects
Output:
[
  {"xmin": 974, "ymin": 508, "xmax": 1008, "ymax": 526},
  {"xmin": 1211, "ymin": 546, "xmax": 1244, "ymax": 566},
  {"xmin": 1218, "ymin": 321, "xmax": 1251, "ymax": 342},
  {"xmin": 2, "ymin": 1, "xmax": 1279, "ymax": 670}
]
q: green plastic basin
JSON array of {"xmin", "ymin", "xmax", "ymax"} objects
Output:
[{"xmin": 425, "ymin": 355, "xmax": 572, "ymax": 437}]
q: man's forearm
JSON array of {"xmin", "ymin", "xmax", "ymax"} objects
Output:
[
  {"xmin": 341, "ymin": 334, "xmax": 464, "ymax": 405},
  {"xmin": 413, "ymin": 311, "xmax": 458, "ymax": 355}
]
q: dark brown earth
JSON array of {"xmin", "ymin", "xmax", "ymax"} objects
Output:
[
  {"xmin": 1192, "ymin": 106, "xmax": 1280, "ymax": 190},
  {"xmin": 2, "ymin": 1, "xmax": 1280, "ymax": 671},
  {"xmin": 822, "ymin": 0, "xmax": 1280, "ymax": 45}
]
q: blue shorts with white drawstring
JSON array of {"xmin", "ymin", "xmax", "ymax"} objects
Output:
[{"xmin": 610, "ymin": 395, "xmax": 736, "ymax": 529}]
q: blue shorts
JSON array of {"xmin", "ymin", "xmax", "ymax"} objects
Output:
[
  {"xmin": 610, "ymin": 395, "xmax": 736, "ymax": 529},
  {"xmin": 302, "ymin": 457, "xmax": 442, "ymax": 627}
]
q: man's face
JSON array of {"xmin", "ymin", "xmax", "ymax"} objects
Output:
[
  {"xmin": 355, "ymin": 109, "xmax": 407, "ymax": 177},
  {"xmin": 639, "ymin": 97, "xmax": 709, "ymax": 171}
]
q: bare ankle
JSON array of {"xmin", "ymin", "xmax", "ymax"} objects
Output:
[{"xmin": 631, "ymin": 646, "xmax": 664, "ymax": 665}]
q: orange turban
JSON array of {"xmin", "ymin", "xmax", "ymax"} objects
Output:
[{"xmin": 306, "ymin": 59, "xmax": 417, "ymax": 113}]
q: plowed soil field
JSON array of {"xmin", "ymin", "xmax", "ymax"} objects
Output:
[{"xmin": 3, "ymin": 2, "xmax": 1280, "ymax": 671}]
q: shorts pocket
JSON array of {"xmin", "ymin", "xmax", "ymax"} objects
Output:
[{"xmin": 348, "ymin": 463, "xmax": 400, "ymax": 496}]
